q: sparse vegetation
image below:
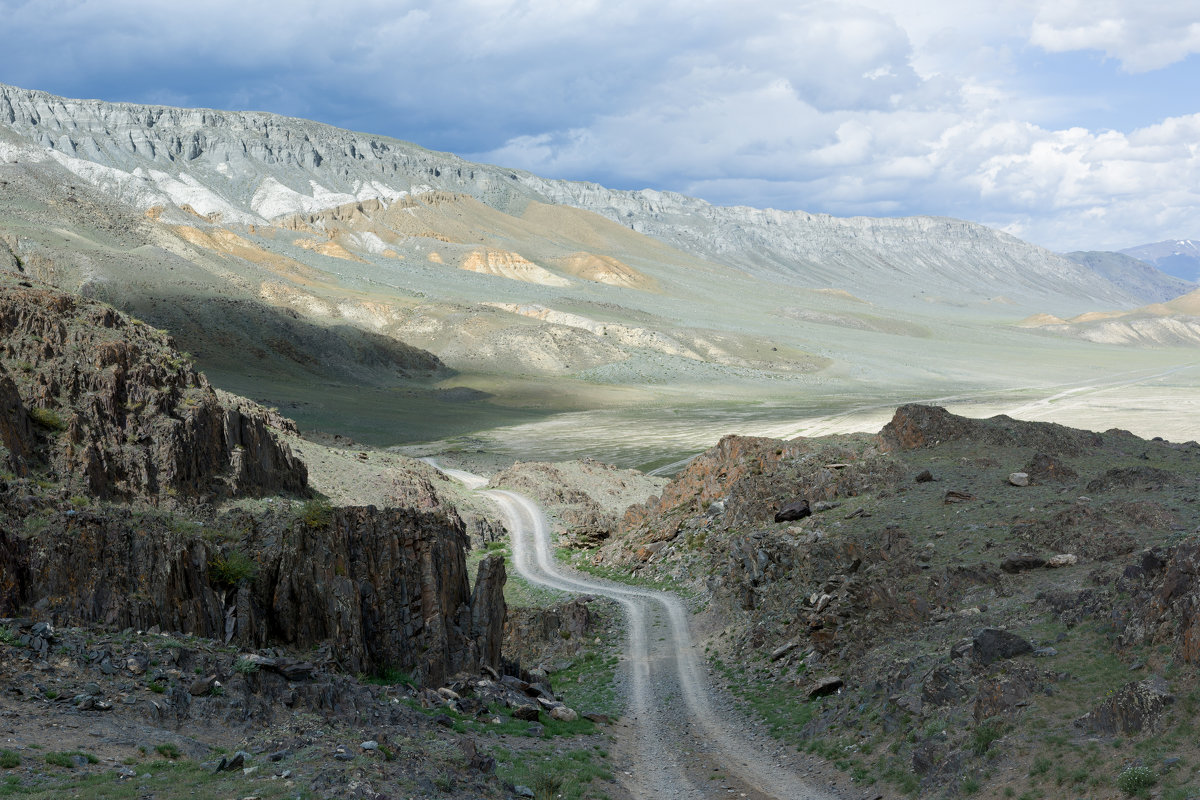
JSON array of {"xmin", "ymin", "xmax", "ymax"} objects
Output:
[
  {"xmin": 28, "ymin": 406, "xmax": 66, "ymax": 431},
  {"xmin": 209, "ymin": 548, "xmax": 257, "ymax": 586},
  {"xmin": 1117, "ymin": 765, "xmax": 1157, "ymax": 795},
  {"xmin": 154, "ymin": 743, "xmax": 181, "ymax": 759},
  {"xmin": 297, "ymin": 498, "xmax": 334, "ymax": 528},
  {"xmin": 0, "ymin": 751, "xmax": 19, "ymax": 769}
]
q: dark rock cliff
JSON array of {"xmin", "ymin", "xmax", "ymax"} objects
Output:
[
  {"xmin": 0, "ymin": 275, "xmax": 307, "ymax": 501},
  {"xmin": 0, "ymin": 501, "xmax": 505, "ymax": 686}
]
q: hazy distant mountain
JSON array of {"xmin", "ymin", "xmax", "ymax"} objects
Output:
[
  {"xmin": 0, "ymin": 83, "xmax": 1144, "ymax": 312},
  {"xmin": 1120, "ymin": 239, "xmax": 1200, "ymax": 282},
  {"xmin": 1064, "ymin": 250, "xmax": 1195, "ymax": 304},
  {"xmin": 0, "ymin": 82, "xmax": 1181, "ymax": 443}
]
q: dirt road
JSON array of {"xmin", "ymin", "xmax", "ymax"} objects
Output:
[{"xmin": 429, "ymin": 458, "xmax": 843, "ymax": 799}]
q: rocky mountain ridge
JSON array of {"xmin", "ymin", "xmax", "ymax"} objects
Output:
[{"xmin": 0, "ymin": 82, "xmax": 1160, "ymax": 311}]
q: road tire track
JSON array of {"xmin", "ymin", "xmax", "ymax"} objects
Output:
[{"xmin": 431, "ymin": 459, "xmax": 839, "ymax": 799}]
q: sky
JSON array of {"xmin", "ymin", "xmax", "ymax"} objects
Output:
[{"xmin": 2, "ymin": 0, "xmax": 1200, "ymax": 252}]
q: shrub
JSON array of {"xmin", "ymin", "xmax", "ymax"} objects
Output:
[
  {"xmin": 29, "ymin": 406, "xmax": 67, "ymax": 432},
  {"xmin": 532, "ymin": 771, "xmax": 564, "ymax": 800},
  {"xmin": 210, "ymin": 549, "xmax": 257, "ymax": 586},
  {"xmin": 298, "ymin": 498, "xmax": 334, "ymax": 529},
  {"xmin": 1116, "ymin": 765, "xmax": 1157, "ymax": 795},
  {"xmin": 971, "ymin": 721, "xmax": 1004, "ymax": 755},
  {"xmin": 154, "ymin": 743, "xmax": 181, "ymax": 760},
  {"xmin": 0, "ymin": 751, "xmax": 18, "ymax": 768},
  {"xmin": 233, "ymin": 657, "xmax": 260, "ymax": 675}
]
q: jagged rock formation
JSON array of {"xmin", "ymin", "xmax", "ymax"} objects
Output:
[
  {"xmin": 0, "ymin": 274, "xmax": 307, "ymax": 501},
  {"xmin": 0, "ymin": 501, "xmax": 504, "ymax": 686},
  {"xmin": 0, "ymin": 363, "xmax": 34, "ymax": 475}
]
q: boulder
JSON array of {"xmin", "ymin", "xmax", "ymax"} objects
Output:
[
  {"xmin": 775, "ymin": 499, "xmax": 811, "ymax": 523},
  {"xmin": 1007, "ymin": 472, "xmax": 1030, "ymax": 487},
  {"xmin": 806, "ymin": 676, "xmax": 844, "ymax": 698},
  {"xmin": 1046, "ymin": 554, "xmax": 1078, "ymax": 568},
  {"xmin": 1079, "ymin": 676, "xmax": 1174, "ymax": 734},
  {"xmin": 1000, "ymin": 553, "xmax": 1046, "ymax": 574},
  {"xmin": 971, "ymin": 628, "xmax": 1033, "ymax": 666}
]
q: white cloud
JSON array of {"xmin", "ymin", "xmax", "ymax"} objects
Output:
[
  {"xmin": 2, "ymin": 0, "xmax": 1200, "ymax": 250},
  {"xmin": 1031, "ymin": 1, "xmax": 1200, "ymax": 72}
]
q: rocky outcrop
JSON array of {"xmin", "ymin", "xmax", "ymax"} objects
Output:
[
  {"xmin": 0, "ymin": 503, "xmax": 504, "ymax": 686},
  {"xmin": 878, "ymin": 404, "xmax": 1107, "ymax": 456},
  {"xmin": 0, "ymin": 277, "xmax": 306, "ymax": 501},
  {"xmin": 1079, "ymin": 677, "xmax": 1175, "ymax": 734},
  {"xmin": 0, "ymin": 363, "xmax": 33, "ymax": 475},
  {"xmin": 469, "ymin": 554, "xmax": 507, "ymax": 673}
]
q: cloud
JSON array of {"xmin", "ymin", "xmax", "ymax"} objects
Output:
[
  {"xmin": 1031, "ymin": 1, "xmax": 1200, "ymax": 72},
  {"xmin": 1, "ymin": 0, "xmax": 1199, "ymax": 250}
]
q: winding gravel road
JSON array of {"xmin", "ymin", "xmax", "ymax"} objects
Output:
[{"xmin": 430, "ymin": 460, "xmax": 840, "ymax": 800}]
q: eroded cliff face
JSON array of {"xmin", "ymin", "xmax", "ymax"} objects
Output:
[
  {"xmin": 0, "ymin": 274, "xmax": 307, "ymax": 501},
  {"xmin": 0, "ymin": 500, "xmax": 505, "ymax": 686}
]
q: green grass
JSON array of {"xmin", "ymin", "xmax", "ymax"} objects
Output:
[
  {"xmin": 153, "ymin": 744, "xmax": 180, "ymax": 760},
  {"xmin": 0, "ymin": 759, "xmax": 309, "ymax": 798},
  {"xmin": 495, "ymin": 745, "xmax": 613, "ymax": 800},
  {"xmin": 0, "ymin": 752, "xmax": 17, "ymax": 770},
  {"xmin": 43, "ymin": 751, "xmax": 96, "ymax": 769},
  {"xmin": 359, "ymin": 667, "xmax": 414, "ymax": 688}
]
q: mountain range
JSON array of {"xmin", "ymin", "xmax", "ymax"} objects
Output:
[{"xmin": 0, "ymin": 82, "xmax": 1195, "ymax": 454}]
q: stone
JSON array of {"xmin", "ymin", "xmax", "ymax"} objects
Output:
[
  {"xmin": 189, "ymin": 675, "xmax": 218, "ymax": 696},
  {"xmin": 582, "ymin": 712, "xmax": 612, "ymax": 724},
  {"xmin": 512, "ymin": 704, "xmax": 540, "ymax": 721},
  {"xmin": 549, "ymin": 705, "xmax": 578, "ymax": 722},
  {"xmin": 1034, "ymin": 647, "xmax": 1058, "ymax": 658},
  {"xmin": 770, "ymin": 640, "xmax": 799, "ymax": 661},
  {"xmin": 806, "ymin": 676, "xmax": 844, "ymax": 698},
  {"xmin": 774, "ymin": 499, "xmax": 811, "ymax": 523},
  {"xmin": 1080, "ymin": 676, "xmax": 1175, "ymax": 734},
  {"xmin": 1046, "ymin": 554, "xmax": 1078, "ymax": 568},
  {"xmin": 360, "ymin": 741, "xmax": 378, "ymax": 751},
  {"xmin": 943, "ymin": 490, "xmax": 974, "ymax": 504},
  {"xmin": 514, "ymin": 786, "xmax": 535, "ymax": 798},
  {"xmin": 971, "ymin": 628, "xmax": 1033, "ymax": 665},
  {"xmin": 1000, "ymin": 554, "xmax": 1046, "ymax": 574},
  {"xmin": 1008, "ymin": 472, "xmax": 1030, "ymax": 487}
]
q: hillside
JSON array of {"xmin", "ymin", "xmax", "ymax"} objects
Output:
[
  {"xmin": 1064, "ymin": 250, "xmax": 1195, "ymax": 304},
  {"xmin": 566, "ymin": 404, "xmax": 1200, "ymax": 799},
  {"xmin": 0, "ymin": 82, "xmax": 1190, "ymax": 458}
]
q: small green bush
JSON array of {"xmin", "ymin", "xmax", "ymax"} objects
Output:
[
  {"xmin": 154, "ymin": 743, "xmax": 180, "ymax": 760},
  {"xmin": 532, "ymin": 771, "xmax": 564, "ymax": 800},
  {"xmin": 148, "ymin": 681, "xmax": 166, "ymax": 694},
  {"xmin": 0, "ymin": 751, "xmax": 19, "ymax": 769},
  {"xmin": 209, "ymin": 549, "xmax": 257, "ymax": 586},
  {"xmin": 233, "ymin": 657, "xmax": 260, "ymax": 675},
  {"xmin": 29, "ymin": 406, "xmax": 67, "ymax": 431},
  {"xmin": 962, "ymin": 775, "xmax": 981, "ymax": 795},
  {"xmin": 298, "ymin": 498, "xmax": 334, "ymax": 528},
  {"xmin": 972, "ymin": 721, "xmax": 1004, "ymax": 755},
  {"xmin": 1116, "ymin": 765, "xmax": 1157, "ymax": 795}
]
